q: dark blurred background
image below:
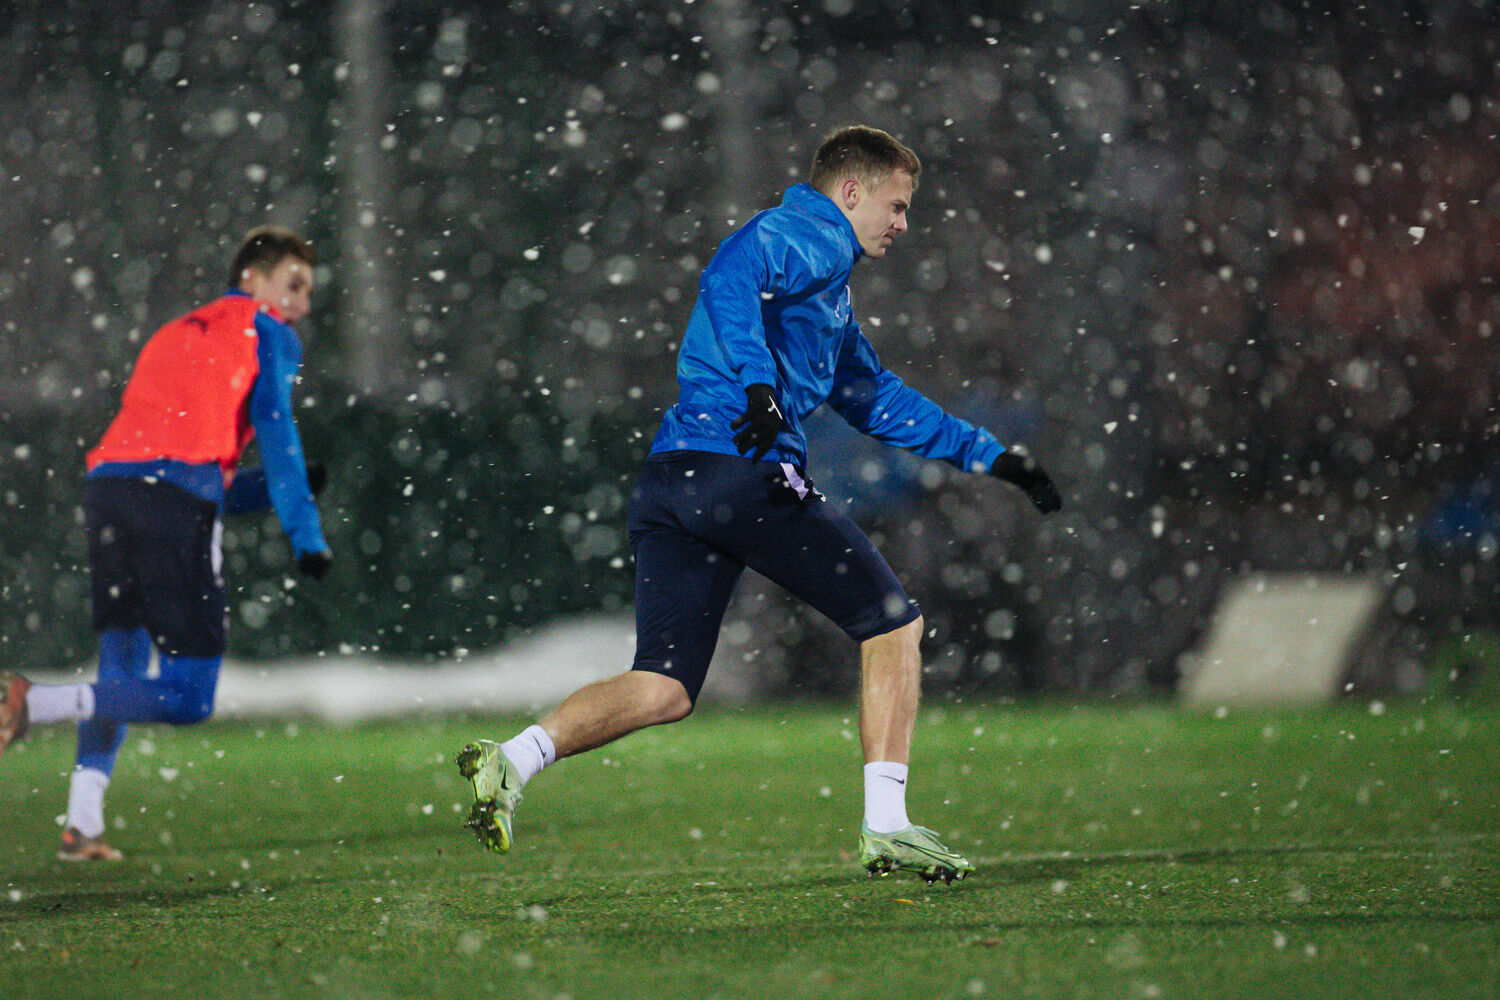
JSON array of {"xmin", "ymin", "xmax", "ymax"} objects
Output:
[{"xmin": 2, "ymin": 0, "xmax": 1497, "ymax": 698}]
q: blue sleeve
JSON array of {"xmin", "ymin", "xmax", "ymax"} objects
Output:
[
  {"xmin": 698, "ymin": 216, "xmax": 819, "ymax": 389},
  {"xmin": 828, "ymin": 321, "xmax": 1005, "ymax": 474},
  {"xmin": 248, "ymin": 312, "xmax": 328, "ymax": 555},
  {"xmin": 223, "ymin": 467, "xmax": 270, "ymax": 515}
]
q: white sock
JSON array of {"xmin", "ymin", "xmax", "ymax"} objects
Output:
[
  {"xmin": 66, "ymin": 766, "xmax": 111, "ymax": 838},
  {"xmin": 26, "ymin": 683, "xmax": 95, "ymax": 725},
  {"xmin": 500, "ymin": 724, "xmax": 556, "ymax": 788},
  {"xmin": 863, "ymin": 761, "xmax": 910, "ymax": 834}
]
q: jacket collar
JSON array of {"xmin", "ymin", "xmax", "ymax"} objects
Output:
[{"xmin": 782, "ymin": 184, "xmax": 863, "ymax": 262}]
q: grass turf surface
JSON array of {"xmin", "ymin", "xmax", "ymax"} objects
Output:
[{"xmin": 2, "ymin": 699, "xmax": 1497, "ymax": 999}]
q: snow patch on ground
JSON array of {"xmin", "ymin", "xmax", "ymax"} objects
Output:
[{"xmin": 38, "ymin": 614, "xmax": 638, "ymax": 723}]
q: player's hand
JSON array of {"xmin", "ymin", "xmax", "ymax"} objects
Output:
[
  {"xmin": 990, "ymin": 452, "xmax": 1062, "ymax": 513},
  {"xmin": 306, "ymin": 462, "xmax": 328, "ymax": 497},
  {"xmin": 730, "ymin": 383, "xmax": 786, "ymax": 461},
  {"xmin": 297, "ymin": 549, "xmax": 334, "ymax": 580}
]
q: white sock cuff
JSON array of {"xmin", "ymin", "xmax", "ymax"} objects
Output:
[
  {"xmin": 863, "ymin": 760, "xmax": 911, "ymax": 834},
  {"xmin": 523, "ymin": 724, "xmax": 557, "ymax": 768},
  {"xmin": 67, "ymin": 766, "xmax": 111, "ymax": 839},
  {"xmin": 500, "ymin": 725, "xmax": 557, "ymax": 787},
  {"xmin": 864, "ymin": 761, "xmax": 909, "ymax": 782},
  {"xmin": 26, "ymin": 683, "xmax": 95, "ymax": 726}
]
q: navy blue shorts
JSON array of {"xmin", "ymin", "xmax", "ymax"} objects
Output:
[
  {"xmin": 626, "ymin": 450, "xmax": 921, "ymax": 703},
  {"xmin": 85, "ymin": 476, "xmax": 226, "ymax": 658}
]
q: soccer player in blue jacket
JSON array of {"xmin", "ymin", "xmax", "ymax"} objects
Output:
[
  {"xmin": 457, "ymin": 126, "xmax": 1061, "ymax": 882},
  {"xmin": 0, "ymin": 227, "xmax": 333, "ymax": 860}
]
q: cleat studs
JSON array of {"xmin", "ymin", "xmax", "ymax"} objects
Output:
[{"xmin": 455, "ymin": 745, "xmax": 482, "ymax": 778}]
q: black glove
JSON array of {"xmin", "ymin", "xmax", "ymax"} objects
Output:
[
  {"xmin": 991, "ymin": 452, "xmax": 1062, "ymax": 513},
  {"xmin": 297, "ymin": 549, "xmax": 334, "ymax": 580},
  {"xmin": 306, "ymin": 462, "xmax": 327, "ymax": 497},
  {"xmin": 730, "ymin": 384, "xmax": 786, "ymax": 461}
]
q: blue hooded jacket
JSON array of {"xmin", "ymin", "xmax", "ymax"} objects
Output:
[{"xmin": 649, "ymin": 183, "xmax": 1006, "ymax": 474}]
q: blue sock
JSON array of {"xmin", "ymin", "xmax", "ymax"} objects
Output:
[
  {"xmin": 77, "ymin": 628, "xmax": 152, "ymax": 775},
  {"xmin": 92, "ymin": 651, "xmax": 221, "ymax": 726}
]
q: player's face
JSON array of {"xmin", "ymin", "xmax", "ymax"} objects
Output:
[
  {"xmin": 243, "ymin": 256, "xmax": 314, "ymax": 323},
  {"xmin": 844, "ymin": 170, "xmax": 914, "ymax": 258}
]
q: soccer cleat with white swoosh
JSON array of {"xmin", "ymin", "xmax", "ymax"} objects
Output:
[
  {"xmin": 455, "ymin": 739, "xmax": 523, "ymax": 854},
  {"xmin": 858, "ymin": 822, "xmax": 974, "ymax": 884}
]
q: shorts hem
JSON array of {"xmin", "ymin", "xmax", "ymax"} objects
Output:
[{"xmin": 843, "ymin": 603, "xmax": 923, "ymax": 644}]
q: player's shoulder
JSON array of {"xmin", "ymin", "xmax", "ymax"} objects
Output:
[
  {"xmin": 147, "ymin": 294, "xmax": 254, "ymax": 343},
  {"xmin": 730, "ymin": 199, "xmax": 849, "ymax": 273},
  {"xmin": 162, "ymin": 294, "xmax": 259, "ymax": 336},
  {"xmin": 754, "ymin": 196, "xmax": 835, "ymax": 240}
]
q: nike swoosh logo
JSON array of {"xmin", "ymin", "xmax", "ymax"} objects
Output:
[
  {"xmin": 892, "ymin": 839, "xmax": 954, "ymax": 862},
  {"xmin": 883, "ymin": 776, "xmax": 906, "ymax": 786}
]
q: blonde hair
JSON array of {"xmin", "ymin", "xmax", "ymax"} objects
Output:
[{"xmin": 809, "ymin": 126, "xmax": 921, "ymax": 195}]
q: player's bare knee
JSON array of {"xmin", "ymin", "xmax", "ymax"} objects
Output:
[
  {"xmin": 655, "ymin": 684, "xmax": 694, "ymax": 725},
  {"xmin": 896, "ymin": 615, "xmax": 924, "ymax": 654},
  {"xmin": 641, "ymin": 673, "xmax": 694, "ymax": 725}
]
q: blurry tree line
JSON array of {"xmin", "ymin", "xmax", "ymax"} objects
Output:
[{"xmin": 1, "ymin": 0, "xmax": 1497, "ymax": 695}]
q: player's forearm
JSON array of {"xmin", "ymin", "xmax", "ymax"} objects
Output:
[{"xmin": 838, "ymin": 375, "xmax": 1004, "ymax": 473}]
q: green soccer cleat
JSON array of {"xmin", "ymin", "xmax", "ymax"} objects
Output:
[
  {"xmin": 455, "ymin": 739, "xmax": 522, "ymax": 854},
  {"xmin": 858, "ymin": 823, "xmax": 975, "ymax": 884}
]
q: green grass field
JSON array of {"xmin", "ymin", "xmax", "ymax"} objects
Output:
[{"xmin": 2, "ymin": 698, "xmax": 1497, "ymax": 1000}]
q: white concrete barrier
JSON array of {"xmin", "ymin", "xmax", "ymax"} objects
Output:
[{"xmin": 1180, "ymin": 574, "xmax": 1384, "ymax": 705}]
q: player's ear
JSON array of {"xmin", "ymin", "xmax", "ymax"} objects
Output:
[{"xmin": 840, "ymin": 176, "xmax": 861, "ymax": 210}]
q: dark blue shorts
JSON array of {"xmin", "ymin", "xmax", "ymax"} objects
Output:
[
  {"xmin": 85, "ymin": 476, "xmax": 226, "ymax": 658},
  {"xmin": 626, "ymin": 450, "xmax": 920, "ymax": 702}
]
